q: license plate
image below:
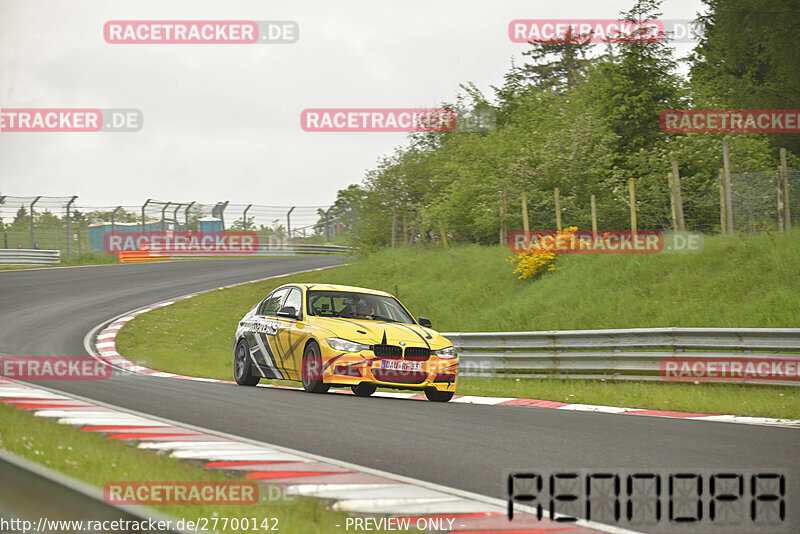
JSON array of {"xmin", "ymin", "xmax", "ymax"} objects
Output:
[{"xmin": 381, "ymin": 359, "xmax": 423, "ymax": 372}]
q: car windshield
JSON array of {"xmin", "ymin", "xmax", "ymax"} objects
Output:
[{"xmin": 306, "ymin": 290, "xmax": 415, "ymax": 324}]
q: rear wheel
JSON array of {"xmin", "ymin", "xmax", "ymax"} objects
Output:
[
  {"xmin": 351, "ymin": 383, "xmax": 377, "ymax": 397},
  {"xmin": 234, "ymin": 339, "xmax": 260, "ymax": 386},
  {"xmin": 302, "ymin": 341, "xmax": 329, "ymax": 393},
  {"xmin": 424, "ymin": 388, "xmax": 454, "ymax": 402}
]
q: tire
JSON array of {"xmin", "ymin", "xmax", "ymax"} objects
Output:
[
  {"xmin": 424, "ymin": 388, "xmax": 454, "ymax": 402},
  {"xmin": 302, "ymin": 341, "xmax": 329, "ymax": 393},
  {"xmin": 351, "ymin": 383, "xmax": 377, "ymax": 397},
  {"xmin": 234, "ymin": 339, "xmax": 260, "ymax": 386}
]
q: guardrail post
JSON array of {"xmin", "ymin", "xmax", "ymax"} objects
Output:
[{"xmin": 30, "ymin": 196, "xmax": 41, "ymax": 248}]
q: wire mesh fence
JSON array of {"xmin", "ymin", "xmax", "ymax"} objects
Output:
[{"xmin": 0, "ymin": 196, "xmax": 341, "ymax": 256}]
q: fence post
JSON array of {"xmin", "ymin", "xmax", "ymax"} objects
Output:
[
  {"xmin": 718, "ymin": 169, "xmax": 726, "ymax": 235},
  {"xmin": 778, "ymin": 165, "xmax": 786, "ymax": 233},
  {"xmin": 161, "ymin": 202, "xmax": 171, "ymax": 232},
  {"xmin": 391, "ymin": 206, "xmax": 397, "ymax": 249},
  {"xmin": 141, "ymin": 199, "xmax": 152, "ymax": 232},
  {"xmin": 439, "ymin": 219, "xmax": 448, "ymax": 249},
  {"xmin": 781, "ymin": 147, "xmax": 790, "ymax": 229},
  {"xmin": 184, "ymin": 202, "xmax": 195, "ymax": 231},
  {"xmin": 590, "ymin": 194, "xmax": 598, "ymax": 239},
  {"xmin": 287, "ymin": 206, "xmax": 295, "ymax": 243},
  {"xmin": 670, "ymin": 158, "xmax": 686, "ymax": 231},
  {"xmin": 668, "ymin": 173, "xmax": 678, "ymax": 231},
  {"xmin": 111, "ymin": 205, "xmax": 122, "ymax": 236},
  {"xmin": 30, "ymin": 196, "xmax": 41, "ymax": 248},
  {"xmin": 243, "ymin": 204, "xmax": 252, "ymax": 232},
  {"xmin": 521, "ymin": 191, "xmax": 529, "ymax": 234},
  {"xmin": 554, "ymin": 187, "xmax": 561, "ymax": 231},
  {"xmin": 500, "ymin": 186, "xmax": 508, "ymax": 245},
  {"xmin": 722, "ymin": 140, "xmax": 734, "ymax": 234},
  {"xmin": 628, "ymin": 179, "xmax": 637, "ymax": 233},
  {"xmin": 65, "ymin": 196, "xmax": 77, "ymax": 257}
]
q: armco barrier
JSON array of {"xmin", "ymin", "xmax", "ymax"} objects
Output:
[
  {"xmin": 147, "ymin": 243, "xmax": 349, "ymax": 257},
  {"xmin": 0, "ymin": 249, "xmax": 60, "ymax": 265},
  {"xmin": 445, "ymin": 327, "xmax": 800, "ymax": 385}
]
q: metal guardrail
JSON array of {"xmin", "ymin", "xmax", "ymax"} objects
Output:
[
  {"xmin": 0, "ymin": 450, "xmax": 186, "ymax": 533},
  {"xmin": 148, "ymin": 243, "xmax": 349, "ymax": 258},
  {"xmin": 444, "ymin": 328, "xmax": 800, "ymax": 385},
  {"xmin": 0, "ymin": 249, "xmax": 60, "ymax": 265},
  {"xmin": 255, "ymin": 243, "xmax": 349, "ymax": 256}
]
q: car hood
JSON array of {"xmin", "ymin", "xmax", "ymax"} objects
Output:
[{"xmin": 309, "ymin": 316, "xmax": 451, "ymax": 350}]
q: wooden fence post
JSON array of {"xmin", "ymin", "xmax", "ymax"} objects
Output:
[
  {"xmin": 628, "ymin": 178, "xmax": 637, "ymax": 233},
  {"xmin": 722, "ymin": 140, "xmax": 734, "ymax": 234},
  {"xmin": 521, "ymin": 191, "xmax": 530, "ymax": 234},
  {"xmin": 554, "ymin": 187, "xmax": 561, "ymax": 231},
  {"xmin": 781, "ymin": 147, "xmax": 791, "ymax": 229},
  {"xmin": 668, "ymin": 172, "xmax": 678, "ymax": 231},
  {"xmin": 719, "ymin": 169, "xmax": 726, "ymax": 235},
  {"xmin": 670, "ymin": 158, "xmax": 686, "ymax": 231},
  {"xmin": 778, "ymin": 165, "xmax": 785, "ymax": 233},
  {"xmin": 439, "ymin": 220, "xmax": 449, "ymax": 249},
  {"xmin": 590, "ymin": 194, "xmax": 598, "ymax": 239}
]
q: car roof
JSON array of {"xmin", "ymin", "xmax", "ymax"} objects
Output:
[{"xmin": 298, "ymin": 283, "xmax": 392, "ymax": 297}]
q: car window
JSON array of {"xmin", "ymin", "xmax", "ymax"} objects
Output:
[
  {"xmin": 260, "ymin": 288, "xmax": 289, "ymax": 315},
  {"xmin": 282, "ymin": 288, "xmax": 302, "ymax": 316},
  {"xmin": 306, "ymin": 290, "xmax": 414, "ymax": 324}
]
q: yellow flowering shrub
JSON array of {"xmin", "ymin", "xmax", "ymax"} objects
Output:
[{"xmin": 507, "ymin": 226, "xmax": 578, "ymax": 280}]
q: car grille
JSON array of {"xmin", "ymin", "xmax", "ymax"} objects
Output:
[
  {"xmin": 371, "ymin": 344, "xmax": 402, "ymax": 359},
  {"xmin": 372, "ymin": 369, "xmax": 428, "ymax": 384},
  {"xmin": 403, "ymin": 347, "xmax": 430, "ymax": 361}
]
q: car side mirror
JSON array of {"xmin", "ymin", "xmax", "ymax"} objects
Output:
[
  {"xmin": 277, "ymin": 306, "xmax": 298, "ymax": 319},
  {"xmin": 417, "ymin": 316, "xmax": 432, "ymax": 328}
]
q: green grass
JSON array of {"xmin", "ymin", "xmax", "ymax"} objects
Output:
[
  {"xmin": 0, "ymin": 402, "xmax": 383, "ymax": 533},
  {"xmin": 116, "ymin": 230, "xmax": 800, "ymax": 418}
]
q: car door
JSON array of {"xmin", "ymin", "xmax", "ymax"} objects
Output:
[
  {"xmin": 249, "ymin": 287, "xmax": 288, "ymax": 379},
  {"xmin": 273, "ymin": 286, "xmax": 308, "ymax": 380}
]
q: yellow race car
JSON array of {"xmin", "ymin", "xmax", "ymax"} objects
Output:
[{"xmin": 232, "ymin": 284, "xmax": 458, "ymax": 401}]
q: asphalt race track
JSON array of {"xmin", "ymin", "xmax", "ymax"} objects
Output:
[{"xmin": 1, "ymin": 258, "xmax": 798, "ymax": 505}]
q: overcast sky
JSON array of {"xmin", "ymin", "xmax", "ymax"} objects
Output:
[{"xmin": 0, "ymin": 0, "xmax": 705, "ymax": 209}]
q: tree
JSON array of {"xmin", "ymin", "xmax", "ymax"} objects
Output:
[
  {"xmin": 689, "ymin": 0, "xmax": 800, "ymax": 154},
  {"xmin": 521, "ymin": 26, "xmax": 595, "ymax": 92}
]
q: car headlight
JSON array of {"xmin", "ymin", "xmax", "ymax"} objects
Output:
[
  {"xmin": 326, "ymin": 337, "xmax": 370, "ymax": 353},
  {"xmin": 432, "ymin": 346, "xmax": 457, "ymax": 359}
]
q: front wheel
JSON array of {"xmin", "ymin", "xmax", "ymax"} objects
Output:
[
  {"xmin": 424, "ymin": 388, "xmax": 454, "ymax": 402},
  {"xmin": 351, "ymin": 383, "xmax": 377, "ymax": 397},
  {"xmin": 302, "ymin": 341, "xmax": 329, "ymax": 393},
  {"xmin": 234, "ymin": 339, "xmax": 260, "ymax": 386}
]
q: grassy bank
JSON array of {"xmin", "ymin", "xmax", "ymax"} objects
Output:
[
  {"xmin": 0, "ymin": 401, "xmax": 380, "ymax": 533},
  {"xmin": 116, "ymin": 231, "xmax": 800, "ymax": 418}
]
